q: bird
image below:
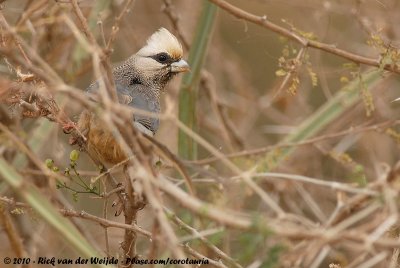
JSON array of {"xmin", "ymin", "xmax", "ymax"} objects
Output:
[{"xmin": 72, "ymin": 28, "xmax": 190, "ymax": 165}]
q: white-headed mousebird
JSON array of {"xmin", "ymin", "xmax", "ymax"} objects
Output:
[{"xmin": 72, "ymin": 28, "xmax": 190, "ymax": 165}]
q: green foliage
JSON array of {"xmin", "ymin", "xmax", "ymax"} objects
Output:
[
  {"xmin": 10, "ymin": 207, "xmax": 25, "ymax": 215},
  {"xmin": 71, "ymin": 0, "xmax": 111, "ymax": 69},
  {"xmin": 275, "ymin": 69, "xmax": 287, "ymax": 77},
  {"xmin": 230, "ymin": 213, "xmax": 277, "ymax": 265},
  {"xmin": 288, "ymin": 75, "xmax": 300, "ymax": 95},
  {"xmin": 358, "ymin": 74, "xmax": 375, "ymax": 117},
  {"xmin": 351, "ymin": 164, "xmax": 367, "ymax": 187},
  {"xmin": 0, "ymin": 159, "xmax": 105, "ymax": 267},
  {"xmin": 236, "ymin": 229, "xmax": 282, "ymax": 267},
  {"xmin": 178, "ymin": 209, "xmax": 195, "ymax": 226},
  {"xmin": 329, "ymin": 151, "xmax": 367, "ymax": 186},
  {"xmin": 257, "ymin": 148, "xmax": 282, "ymax": 172},
  {"xmin": 207, "ymin": 229, "xmax": 224, "ymax": 246},
  {"xmin": 45, "ymin": 158, "xmax": 60, "ymax": 172},
  {"xmin": 340, "ymin": 63, "xmax": 376, "ymax": 117},
  {"xmin": 340, "ymin": 76, "xmax": 350, "ymax": 84},
  {"xmin": 237, "ymin": 232, "xmax": 264, "ymax": 264},
  {"xmin": 260, "ymin": 244, "xmax": 285, "ymax": 268},
  {"xmin": 178, "ymin": 1, "xmax": 217, "ymax": 160},
  {"xmin": 386, "ymin": 128, "xmax": 400, "ymax": 145},
  {"xmin": 281, "ymin": 19, "xmax": 318, "ymax": 40},
  {"xmin": 251, "ymin": 212, "xmax": 273, "ymax": 236},
  {"xmin": 260, "ymin": 70, "xmax": 383, "ymax": 171},
  {"xmin": 45, "ymin": 158, "xmax": 54, "ymax": 168},
  {"xmin": 54, "ymin": 151, "xmax": 100, "ymax": 199},
  {"xmin": 367, "ymin": 33, "xmax": 400, "ymax": 71},
  {"xmin": 275, "ymin": 43, "xmax": 318, "ymax": 95},
  {"xmin": 52, "ymin": 166, "xmax": 59, "ymax": 172}
]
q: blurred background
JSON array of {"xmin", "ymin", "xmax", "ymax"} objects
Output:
[{"xmin": 1, "ymin": 0, "xmax": 400, "ymax": 267}]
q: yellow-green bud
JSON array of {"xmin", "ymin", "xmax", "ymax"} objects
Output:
[
  {"xmin": 45, "ymin": 159, "xmax": 54, "ymax": 169},
  {"xmin": 70, "ymin": 150, "xmax": 79, "ymax": 162}
]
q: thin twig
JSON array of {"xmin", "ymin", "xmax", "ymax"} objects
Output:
[
  {"xmin": 208, "ymin": 0, "xmax": 400, "ymax": 75},
  {"xmin": 192, "ymin": 120, "xmax": 398, "ymax": 165},
  {"xmin": 166, "ymin": 207, "xmax": 243, "ymax": 268}
]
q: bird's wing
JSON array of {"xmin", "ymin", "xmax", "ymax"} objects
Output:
[
  {"xmin": 86, "ymin": 79, "xmax": 132, "ymax": 103},
  {"xmin": 126, "ymin": 83, "xmax": 160, "ymax": 135},
  {"xmin": 85, "ymin": 80, "xmax": 160, "ymax": 135}
]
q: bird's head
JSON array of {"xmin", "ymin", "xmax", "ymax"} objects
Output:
[{"xmin": 132, "ymin": 28, "xmax": 189, "ymax": 89}]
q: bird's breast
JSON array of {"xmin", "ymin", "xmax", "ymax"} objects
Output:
[{"xmin": 77, "ymin": 111, "xmax": 126, "ymax": 164}]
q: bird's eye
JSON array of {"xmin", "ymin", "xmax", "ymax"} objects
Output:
[{"xmin": 156, "ymin": 53, "xmax": 169, "ymax": 63}]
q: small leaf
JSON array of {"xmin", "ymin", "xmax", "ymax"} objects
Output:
[
  {"xmin": 386, "ymin": 128, "xmax": 400, "ymax": 145},
  {"xmin": 72, "ymin": 192, "xmax": 78, "ymax": 202},
  {"xmin": 340, "ymin": 76, "xmax": 349, "ymax": 83},
  {"xmin": 343, "ymin": 62, "xmax": 358, "ymax": 69},
  {"xmin": 288, "ymin": 76, "xmax": 300, "ymax": 95},
  {"xmin": 307, "ymin": 67, "xmax": 318, "ymax": 87},
  {"xmin": 359, "ymin": 76, "xmax": 375, "ymax": 117},
  {"xmin": 155, "ymin": 160, "xmax": 162, "ymax": 167},
  {"xmin": 275, "ymin": 69, "xmax": 287, "ymax": 77}
]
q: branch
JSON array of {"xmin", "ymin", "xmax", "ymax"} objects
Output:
[
  {"xmin": 193, "ymin": 120, "xmax": 398, "ymax": 165},
  {"xmin": 70, "ymin": 0, "xmax": 118, "ymax": 102},
  {"xmin": 207, "ymin": 0, "xmax": 400, "ymax": 74}
]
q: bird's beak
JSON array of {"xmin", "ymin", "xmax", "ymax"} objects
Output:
[{"xmin": 170, "ymin": 59, "xmax": 190, "ymax": 73}]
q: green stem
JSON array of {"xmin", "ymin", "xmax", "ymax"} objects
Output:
[
  {"xmin": 0, "ymin": 158, "xmax": 106, "ymax": 267},
  {"xmin": 259, "ymin": 69, "xmax": 383, "ymax": 171},
  {"xmin": 178, "ymin": 1, "xmax": 218, "ymax": 160}
]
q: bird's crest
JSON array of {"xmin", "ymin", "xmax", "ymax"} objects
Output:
[{"xmin": 137, "ymin": 28, "xmax": 183, "ymax": 60}]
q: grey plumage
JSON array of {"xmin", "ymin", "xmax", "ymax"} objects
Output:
[
  {"xmin": 75, "ymin": 28, "xmax": 189, "ymax": 164},
  {"xmin": 86, "ymin": 65, "xmax": 161, "ymax": 134},
  {"xmin": 85, "ymin": 28, "xmax": 189, "ymax": 136}
]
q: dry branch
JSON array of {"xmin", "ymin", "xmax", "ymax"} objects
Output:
[{"xmin": 208, "ymin": 0, "xmax": 400, "ymax": 74}]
